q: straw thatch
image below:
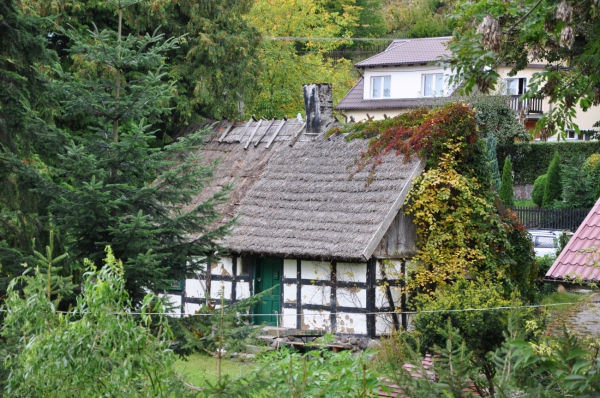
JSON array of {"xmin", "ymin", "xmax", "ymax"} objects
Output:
[{"xmin": 184, "ymin": 119, "xmax": 423, "ymax": 261}]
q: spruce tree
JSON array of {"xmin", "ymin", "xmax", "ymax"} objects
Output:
[
  {"xmin": 499, "ymin": 157, "xmax": 515, "ymax": 208},
  {"xmin": 543, "ymin": 151, "xmax": 562, "ymax": 208},
  {"xmin": 38, "ymin": 1, "xmax": 231, "ymax": 303}
]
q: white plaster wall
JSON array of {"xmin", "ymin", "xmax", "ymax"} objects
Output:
[
  {"xmin": 210, "ymin": 280, "xmax": 232, "ymax": 300},
  {"xmin": 376, "ymin": 259, "xmax": 403, "ymax": 279},
  {"xmin": 184, "ymin": 302, "xmax": 201, "ymax": 315},
  {"xmin": 301, "ymin": 284, "xmax": 331, "ymax": 306},
  {"xmin": 236, "ymin": 281, "xmax": 250, "ymax": 300},
  {"xmin": 336, "ymin": 313, "xmax": 367, "ymax": 334},
  {"xmin": 283, "ymin": 259, "xmax": 297, "ymax": 279},
  {"xmin": 375, "ymin": 313, "xmax": 396, "ymax": 335},
  {"xmin": 337, "ymin": 262, "xmax": 367, "ymax": 282},
  {"xmin": 185, "ymin": 278, "xmax": 206, "ymax": 299},
  {"xmin": 301, "ymin": 310, "xmax": 331, "ymax": 331},
  {"xmin": 211, "ymin": 257, "xmax": 233, "ymax": 277},
  {"xmin": 282, "ymin": 308, "xmax": 297, "ymax": 328},
  {"xmin": 301, "ymin": 260, "xmax": 331, "ymax": 280},
  {"xmin": 344, "ymin": 108, "xmax": 407, "ymax": 122},
  {"xmin": 363, "ymin": 65, "xmax": 451, "ymax": 99},
  {"xmin": 283, "ymin": 283, "xmax": 297, "ymax": 304},
  {"xmin": 162, "ymin": 294, "xmax": 182, "ymax": 316},
  {"xmin": 375, "ymin": 285, "xmax": 402, "ymax": 309},
  {"xmin": 336, "ymin": 287, "xmax": 366, "ymax": 308}
]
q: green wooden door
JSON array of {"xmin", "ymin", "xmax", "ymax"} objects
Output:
[{"xmin": 253, "ymin": 257, "xmax": 282, "ymax": 326}]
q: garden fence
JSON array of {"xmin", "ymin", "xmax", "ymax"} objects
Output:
[{"xmin": 514, "ymin": 206, "xmax": 590, "ymax": 231}]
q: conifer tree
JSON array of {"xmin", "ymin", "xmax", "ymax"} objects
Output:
[
  {"xmin": 499, "ymin": 157, "xmax": 515, "ymax": 208},
  {"xmin": 36, "ymin": 1, "xmax": 232, "ymax": 303},
  {"xmin": 0, "ymin": 0, "xmax": 58, "ymax": 281},
  {"xmin": 543, "ymin": 151, "xmax": 562, "ymax": 208}
]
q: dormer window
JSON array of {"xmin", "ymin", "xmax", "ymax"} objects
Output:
[
  {"xmin": 423, "ymin": 74, "xmax": 443, "ymax": 96},
  {"xmin": 372, "ymin": 76, "xmax": 391, "ymax": 98}
]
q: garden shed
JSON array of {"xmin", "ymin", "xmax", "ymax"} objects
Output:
[{"xmin": 168, "ymin": 84, "xmax": 424, "ymax": 337}]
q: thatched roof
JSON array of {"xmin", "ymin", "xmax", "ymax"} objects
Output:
[{"xmin": 185, "ymin": 118, "xmax": 424, "ymax": 261}]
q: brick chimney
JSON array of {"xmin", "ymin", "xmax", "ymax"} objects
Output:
[{"xmin": 303, "ymin": 83, "xmax": 333, "ymax": 135}]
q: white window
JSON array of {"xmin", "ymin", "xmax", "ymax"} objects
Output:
[
  {"xmin": 504, "ymin": 77, "xmax": 527, "ymax": 95},
  {"xmin": 372, "ymin": 76, "xmax": 391, "ymax": 98},
  {"xmin": 423, "ymin": 74, "xmax": 444, "ymax": 97}
]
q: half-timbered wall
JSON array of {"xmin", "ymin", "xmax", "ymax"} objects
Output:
[{"xmin": 167, "ymin": 255, "xmax": 408, "ymax": 337}]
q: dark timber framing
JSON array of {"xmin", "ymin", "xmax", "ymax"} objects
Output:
[{"xmin": 178, "ymin": 255, "xmax": 407, "ymax": 337}]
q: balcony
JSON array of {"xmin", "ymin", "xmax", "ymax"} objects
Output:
[{"xmin": 508, "ymin": 95, "xmax": 543, "ymax": 114}]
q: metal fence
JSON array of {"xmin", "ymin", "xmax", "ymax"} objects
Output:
[{"xmin": 514, "ymin": 206, "xmax": 590, "ymax": 231}]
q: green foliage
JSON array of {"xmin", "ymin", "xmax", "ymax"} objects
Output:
[
  {"xmin": 560, "ymin": 155, "xmax": 599, "ymax": 209},
  {"xmin": 543, "ymin": 151, "xmax": 562, "ymax": 208},
  {"xmin": 535, "ymin": 255, "xmax": 556, "ymax": 296},
  {"xmin": 497, "ymin": 141, "xmax": 600, "ymax": 185},
  {"xmin": 448, "ymin": 0, "xmax": 600, "ymax": 133},
  {"xmin": 385, "ymin": 318, "xmax": 486, "ymax": 397},
  {"xmin": 383, "ymin": 0, "xmax": 455, "ymax": 38},
  {"xmin": 257, "ymin": 345, "xmax": 380, "ymax": 397},
  {"xmin": 413, "ymin": 280, "xmax": 512, "ymax": 357},
  {"xmin": 532, "ymin": 174, "xmax": 547, "ymax": 207},
  {"xmin": 171, "ymin": 287, "xmax": 275, "ymax": 357},
  {"xmin": 0, "ymin": 0, "xmax": 58, "ymax": 283},
  {"xmin": 246, "ymin": 0, "xmax": 359, "ymax": 118},
  {"xmin": 468, "ymin": 94, "xmax": 529, "ymax": 146},
  {"xmin": 3, "ymin": 247, "xmax": 187, "ymax": 397},
  {"xmin": 29, "ymin": 6, "xmax": 233, "ymax": 304},
  {"xmin": 486, "ymin": 135, "xmax": 501, "ymax": 191},
  {"xmin": 499, "ymin": 157, "xmax": 515, "ymax": 208},
  {"xmin": 344, "ymin": 104, "xmax": 537, "ymax": 296}
]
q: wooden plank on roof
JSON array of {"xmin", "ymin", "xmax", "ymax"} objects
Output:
[
  {"xmin": 361, "ymin": 159, "xmax": 425, "ymax": 261},
  {"xmin": 265, "ymin": 119, "xmax": 287, "ymax": 149},
  {"xmin": 236, "ymin": 118, "xmax": 254, "ymax": 143},
  {"xmin": 218, "ymin": 121, "xmax": 235, "ymax": 142},
  {"xmin": 254, "ymin": 118, "xmax": 276, "ymax": 147},
  {"xmin": 288, "ymin": 123, "xmax": 307, "ymax": 147},
  {"xmin": 244, "ymin": 118, "xmax": 264, "ymax": 150}
]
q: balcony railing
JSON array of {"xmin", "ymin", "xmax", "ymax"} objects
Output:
[{"xmin": 508, "ymin": 95, "xmax": 543, "ymax": 114}]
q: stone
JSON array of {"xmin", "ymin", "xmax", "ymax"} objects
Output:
[
  {"xmin": 367, "ymin": 340, "xmax": 381, "ymax": 350},
  {"xmin": 349, "ymin": 337, "xmax": 358, "ymax": 345}
]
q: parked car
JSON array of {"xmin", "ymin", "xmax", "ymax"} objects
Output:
[{"xmin": 528, "ymin": 229, "xmax": 572, "ymax": 257}]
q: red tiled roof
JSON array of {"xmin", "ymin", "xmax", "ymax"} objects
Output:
[
  {"xmin": 336, "ymin": 78, "xmax": 435, "ymax": 111},
  {"xmin": 545, "ymin": 197, "xmax": 600, "ymax": 282},
  {"xmin": 355, "ymin": 37, "xmax": 452, "ymax": 68}
]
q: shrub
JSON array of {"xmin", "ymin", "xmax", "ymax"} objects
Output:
[
  {"xmin": 543, "ymin": 150, "xmax": 562, "ymax": 207},
  {"xmin": 532, "ymin": 174, "xmax": 547, "ymax": 207},
  {"xmin": 413, "ymin": 279, "xmax": 512, "ymax": 358},
  {"xmin": 500, "ymin": 157, "xmax": 515, "ymax": 208},
  {"xmin": 497, "ymin": 141, "xmax": 600, "ymax": 185}
]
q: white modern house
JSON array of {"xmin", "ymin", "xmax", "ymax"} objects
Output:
[{"xmin": 337, "ymin": 37, "xmax": 599, "ymax": 135}]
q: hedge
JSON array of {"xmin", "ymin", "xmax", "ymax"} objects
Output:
[{"xmin": 497, "ymin": 141, "xmax": 600, "ymax": 185}]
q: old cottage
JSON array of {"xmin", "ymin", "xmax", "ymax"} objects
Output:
[{"xmin": 167, "ymin": 84, "xmax": 424, "ymax": 337}]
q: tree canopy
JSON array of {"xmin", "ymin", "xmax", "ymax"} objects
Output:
[{"xmin": 449, "ymin": 0, "xmax": 600, "ymax": 133}]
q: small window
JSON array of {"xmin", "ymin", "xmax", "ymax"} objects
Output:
[
  {"xmin": 239, "ymin": 257, "xmax": 252, "ymax": 276},
  {"xmin": 170, "ymin": 278, "xmax": 183, "ymax": 290},
  {"xmin": 567, "ymin": 130, "xmax": 576, "ymax": 139},
  {"xmin": 504, "ymin": 77, "xmax": 527, "ymax": 95},
  {"xmin": 423, "ymin": 74, "xmax": 444, "ymax": 97},
  {"xmin": 372, "ymin": 76, "xmax": 391, "ymax": 98}
]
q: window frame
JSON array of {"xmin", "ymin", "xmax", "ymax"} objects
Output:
[
  {"xmin": 503, "ymin": 77, "xmax": 528, "ymax": 96},
  {"xmin": 371, "ymin": 75, "xmax": 391, "ymax": 99},
  {"xmin": 422, "ymin": 73, "xmax": 444, "ymax": 97}
]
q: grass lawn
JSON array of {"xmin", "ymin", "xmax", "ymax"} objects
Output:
[
  {"xmin": 174, "ymin": 354, "xmax": 257, "ymax": 386},
  {"xmin": 515, "ymin": 199, "xmax": 536, "ymax": 207}
]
